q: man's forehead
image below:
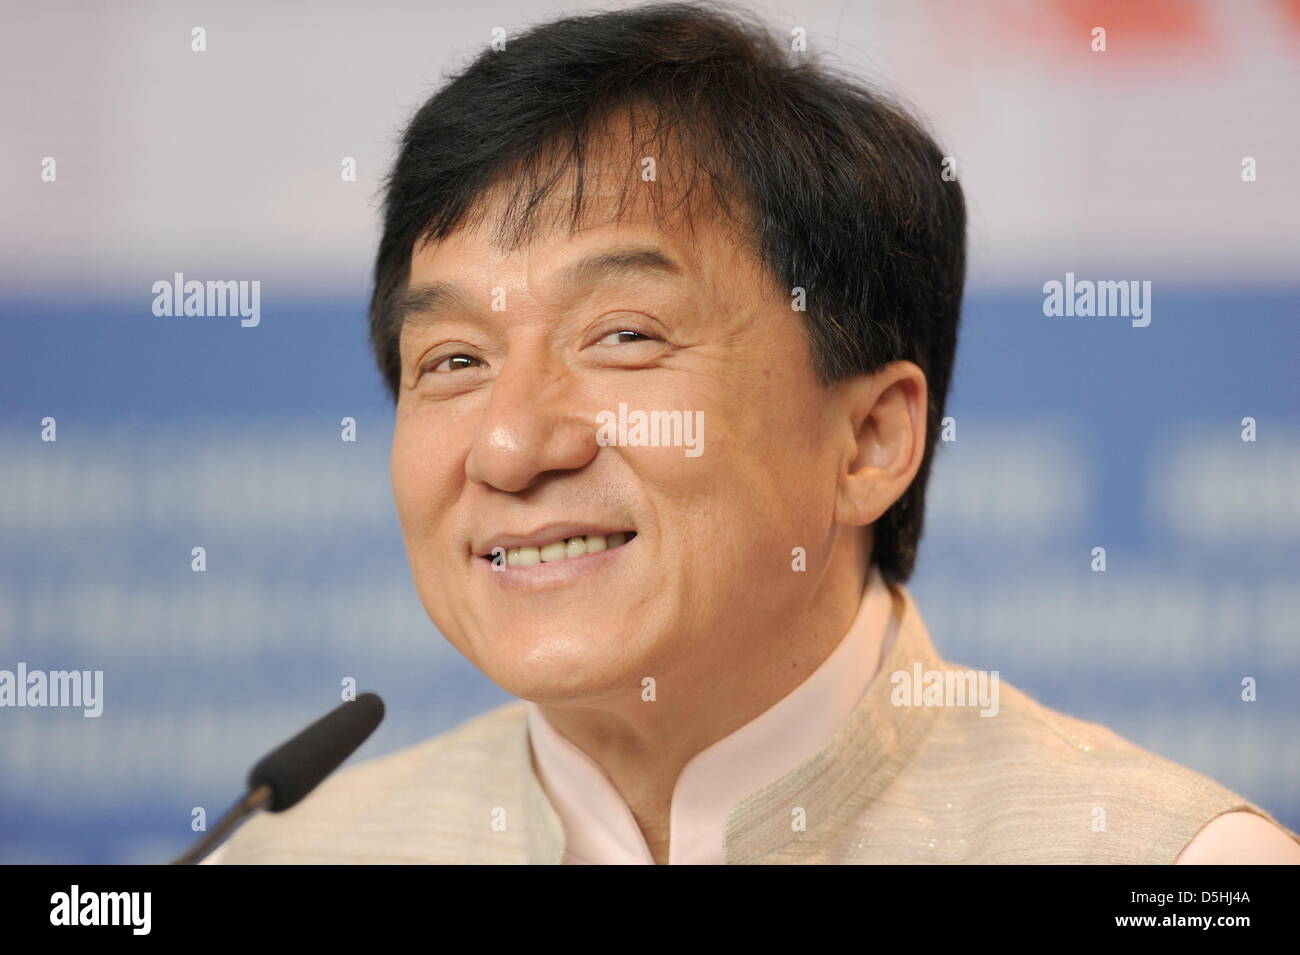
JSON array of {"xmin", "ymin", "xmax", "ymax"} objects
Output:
[
  {"xmin": 399, "ymin": 237, "xmax": 692, "ymax": 328},
  {"xmin": 402, "ymin": 191, "xmax": 725, "ymax": 297}
]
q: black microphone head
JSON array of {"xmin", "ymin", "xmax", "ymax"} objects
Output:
[{"xmin": 248, "ymin": 692, "xmax": 385, "ymax": 812}]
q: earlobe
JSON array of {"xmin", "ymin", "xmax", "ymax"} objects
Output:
[{"xmin": 833, "ymin": 361, "xmax": 928, "ymax": 528}]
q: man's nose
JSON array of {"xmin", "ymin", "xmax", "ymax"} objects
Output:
[{"xmin": 464, "ymin": 347, "xmax": 598, "ymax": 493}]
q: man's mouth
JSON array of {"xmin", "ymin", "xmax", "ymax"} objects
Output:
[{"xmin": 478, "ymin": 531, "xmax": 637, "ymax": 568}]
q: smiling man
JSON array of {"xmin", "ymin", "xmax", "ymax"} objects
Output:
[{"xmin": 216, "ymin": 2, "xmax": 1300, "ymax": 865}]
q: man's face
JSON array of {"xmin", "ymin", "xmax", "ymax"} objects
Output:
[{"xmin": 390, "ymin": 185, "xmax": 848, "ymax": 705}]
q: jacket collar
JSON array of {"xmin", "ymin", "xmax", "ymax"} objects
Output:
[{"xmin": 722, "ymin": 582, "xmax": 944, "ymax": 863}]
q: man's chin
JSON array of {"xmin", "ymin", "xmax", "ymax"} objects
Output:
[{"xmin": 474, "ymin": 629, "xmax": 649, "ymax": 705}]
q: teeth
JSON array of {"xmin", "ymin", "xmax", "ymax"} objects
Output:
[{"xmin": 499, "ymin": 532, "xmax": 632, "ymax": 566}]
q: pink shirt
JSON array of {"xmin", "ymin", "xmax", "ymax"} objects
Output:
[{"xmin": 525, "ymin": 566, "xmax": 898, "ymax": 864}]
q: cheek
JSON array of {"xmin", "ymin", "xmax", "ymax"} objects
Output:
[
  {"xmin": 390, "ymin": 419, "xmax": 456, "ymax": 539},
  {"xmin": 639, "ymin": 433, "xmax": 809, "ymax": 557},
  {"xmin": 684, "ymin": 400, "xmax": 835, "ymax": 558},
  {"xmin": 389, "ymin": 428, "xmax": 419, "ymax": 522}
]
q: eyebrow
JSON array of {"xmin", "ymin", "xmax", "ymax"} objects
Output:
[{"xmin": 394, "ymin": 245, "xmax": 684, "ymax": 329}]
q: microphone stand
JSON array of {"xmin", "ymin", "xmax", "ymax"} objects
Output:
[{"xmin": 171, "ymin": 784, "xmax": 274, "ymax": 865}]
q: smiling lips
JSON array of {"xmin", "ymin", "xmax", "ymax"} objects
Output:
[{"xmin": 477, "ymin": 530, "xmax": 637, "ymax": 568}]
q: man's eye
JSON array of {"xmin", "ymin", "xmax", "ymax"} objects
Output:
[
  {"xmin": 426, "ymin": 354, "xmax": 482, "ymax": 374},
  {"xmin": 597, "ymin": 329, "xmax": 655, "ymax": 346}
]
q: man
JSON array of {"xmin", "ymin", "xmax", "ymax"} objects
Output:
[{"xmin": 216, "ymin": 2, "xmax": 1299, "ymax": 864}]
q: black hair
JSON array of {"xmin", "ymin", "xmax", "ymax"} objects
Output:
[{"xmin": 369, "ymin": 1, "xmax": 966, "ymax": 582}]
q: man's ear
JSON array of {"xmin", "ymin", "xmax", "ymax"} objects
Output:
[{"xmin": 834, "ymin": 361, "xmax": 928, "ymax": 528}]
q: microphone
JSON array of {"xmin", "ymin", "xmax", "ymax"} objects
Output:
[{"xmin": 171, "ymin": 692, "xmax": 385, "ymax": 864}]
